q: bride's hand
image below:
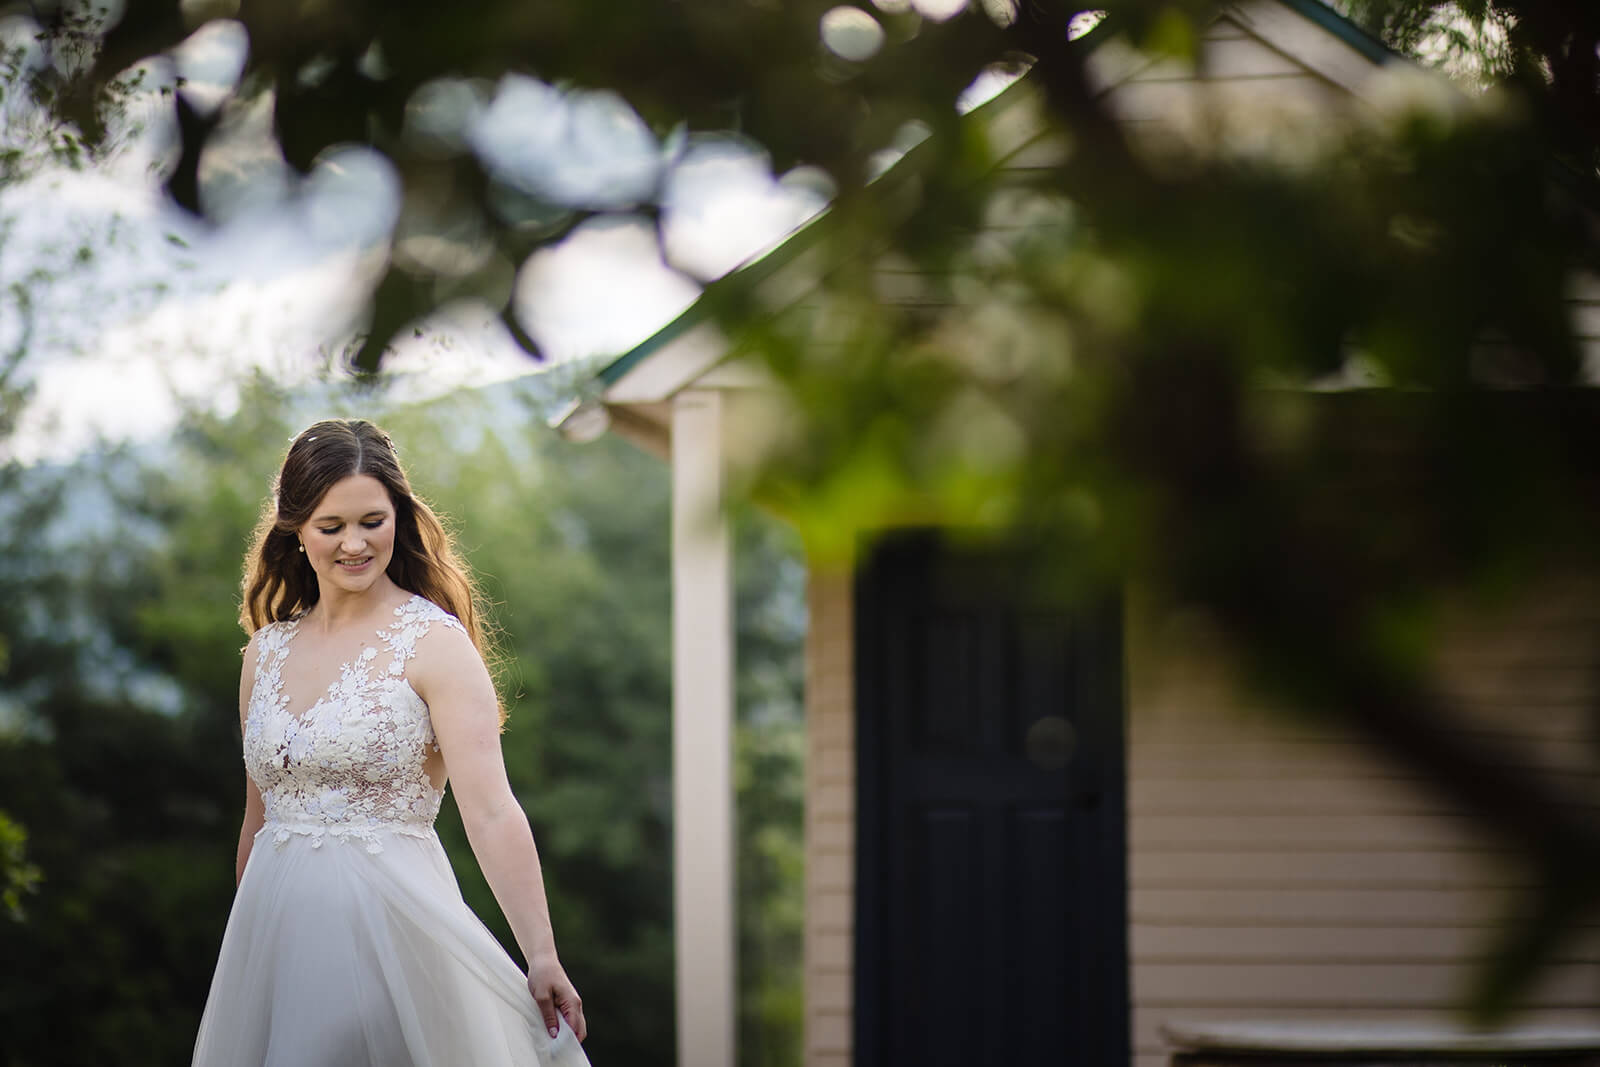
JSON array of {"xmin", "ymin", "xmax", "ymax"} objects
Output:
[{"xmin": 528, "ymin": 952, "xmax": 586, "ymax": 1043}]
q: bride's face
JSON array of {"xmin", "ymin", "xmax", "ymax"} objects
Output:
[{"xmin": 298, "ymin": 474, "xmax": 397, "ymax": 595}]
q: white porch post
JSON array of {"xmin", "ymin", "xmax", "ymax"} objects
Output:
[{"xmin": 671, "ymin": 388, "xmax": 737, "ymax": 1067}]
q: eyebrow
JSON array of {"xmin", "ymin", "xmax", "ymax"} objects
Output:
[{"xmin": 312, "ymin": 509, "xmax": 391, "ymax": 524}]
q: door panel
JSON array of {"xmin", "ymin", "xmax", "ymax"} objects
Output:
[{"xmin": 855, "ymin": 530, "xmax": 1129, "ymax": 1066}]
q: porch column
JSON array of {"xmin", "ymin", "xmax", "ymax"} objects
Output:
[{"xmin": 671, "ymin": 388, "xmax": 736, "ymax": 1067}]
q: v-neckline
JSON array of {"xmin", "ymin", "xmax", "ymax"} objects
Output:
[{"xmin": 275, "ymin": 594, "xmax": 419, "ymax": 726}]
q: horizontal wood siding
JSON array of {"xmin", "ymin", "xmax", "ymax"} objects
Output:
[
  {"xmin": 1102, "ymin": 72, "xmax": 1339, "ymax": 123},
  {"xmin": 1574, "ymin": 272, "xmax": 1600, "ymax": 383},
  {"xmin": 804, "ymin": 566, "xmax": 855, "ymax": 1067},
  {"xmin": 1127, "ymin": 575, "xmax": 1600, "ymax": 1067}
]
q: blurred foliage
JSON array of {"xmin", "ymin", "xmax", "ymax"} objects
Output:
[
  {"xmin": 9, "ymin": 0, "xmax": 1600, "ymax": 1026},
  {"xmin": 731, "ymin": 501, "xmax": 807, "ymax": 1067},
  {"xmin": 0, "ymin": 9, "xmax": 159, "ymax": 183},
  {"xmin": 0, "ymin": 377, "xmax": 805, "ymax": 1066},
  {"xmin": 0, "ymin": 810, "xmax": 41, "ymax": 921}
]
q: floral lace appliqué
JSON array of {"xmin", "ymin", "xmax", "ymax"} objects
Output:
[{"xmin": 243, "ymin": 595, "xmax": 470, "ymax": 854}]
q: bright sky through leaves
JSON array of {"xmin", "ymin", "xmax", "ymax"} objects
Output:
[{"xmin": 2, "ymin": 18, "xmax": 837, "ymax": 464}]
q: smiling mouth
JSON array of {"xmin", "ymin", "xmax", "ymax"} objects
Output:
[{"xmin": 336, "ymin": 557, "xmax": 373, "ymax": 570}]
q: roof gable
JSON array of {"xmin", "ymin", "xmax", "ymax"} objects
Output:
[{"xmin": 583, "ymin": 0, "xmax": 1395, "ymax": 420}]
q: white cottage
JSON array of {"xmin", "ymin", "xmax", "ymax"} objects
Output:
[{"xmin": 556, "ymin": 2, "xmax": 1600, "ymax": 1064}]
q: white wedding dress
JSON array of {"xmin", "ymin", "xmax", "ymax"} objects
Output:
[{"xmin": 193, "ymin": 594, "xmax": 591, "ymax": 1067}]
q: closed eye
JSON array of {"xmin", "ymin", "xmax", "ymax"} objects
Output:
[{"xmin": 315, "ymin": 518, "xmax": 387, "ymax": 535}]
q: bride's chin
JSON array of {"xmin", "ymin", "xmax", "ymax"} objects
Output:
[{"xmin": 321, "ymin": 565, "xmax": 380, "ymax": 589}]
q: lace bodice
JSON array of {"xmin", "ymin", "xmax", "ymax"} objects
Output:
[{"xmin": 243, "ymin": 594, "xmax": 467, "ymax": 853}]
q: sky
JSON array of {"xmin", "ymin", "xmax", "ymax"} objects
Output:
[{"xmin": 0, "ymin": 6, "xmax": 1023, "ymax": 466}]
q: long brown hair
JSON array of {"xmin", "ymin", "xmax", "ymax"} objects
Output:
[{"xmin": 240, "ymin": 419, "xmax": 502, "ymax": 714}]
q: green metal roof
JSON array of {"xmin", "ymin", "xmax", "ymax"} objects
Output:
[
  {"xmin": 596, "ymin": 199, "xmax": 835, "ymax": 388},
  {"xmin": 1275, "ymin": 0, "xmax": 1398, "ymax": 66}
]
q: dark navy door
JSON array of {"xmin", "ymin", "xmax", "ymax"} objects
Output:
[{"xmin": 854, "ymin": 529, "xmax": 1128, "ymax": 1066}]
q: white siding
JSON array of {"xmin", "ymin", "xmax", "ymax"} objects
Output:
[
  {"xmin": 804, "ymin": 566, "xmax": 855, "ymax": 1067},
  {"xmin": 986, "ymin": 14, "xmax": 1363, "ymax": 173},
  {"xmin": 1570, "ymin": 271, "xmax": 1600, "ymax": 384},
  {"xmin": 1127, "ymin": 575, "xmax": 1600, "ymax": 1067},
  {"xmin": 1101, "ymin": 72, "xmax": 1339, "ymax": 123}
]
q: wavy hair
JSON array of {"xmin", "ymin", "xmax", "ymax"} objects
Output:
[{"xmin": 240, "ymin": 419, "xmax": 503, "ymax": 718}]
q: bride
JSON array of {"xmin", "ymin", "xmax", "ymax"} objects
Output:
[{"xmin": 192, "ymin": 418, "xmax": 591, "ymax": 1067}]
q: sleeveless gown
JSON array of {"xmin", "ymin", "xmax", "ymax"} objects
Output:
[{"xmin": 192, "ymin": 594, "xmax": 591, "ymax": 1067}]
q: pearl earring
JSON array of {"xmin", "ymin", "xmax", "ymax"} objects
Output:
[{"xmin": 298, "ymin": 542, "xmax": 305, "ymax": 553}]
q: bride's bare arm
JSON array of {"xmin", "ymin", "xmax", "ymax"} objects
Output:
[
  {"xmin": 411, "ymin": 625, "xmax": 586, "ymax": 1043},
  {"xmin": 236, "ymin": 635, "xmax": 267, "ymax": 886}
]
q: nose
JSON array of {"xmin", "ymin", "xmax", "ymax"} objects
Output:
[{"xmin": 341, "ymin": 532, "xmax": 368, "ymax": 554}]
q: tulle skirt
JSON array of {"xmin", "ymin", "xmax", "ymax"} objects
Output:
[{"xmin": 192, "ymin": 826, "xmax": 590, "ymax": 1067}]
